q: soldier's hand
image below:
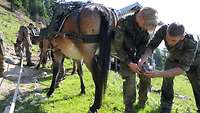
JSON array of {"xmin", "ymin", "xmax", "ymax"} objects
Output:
[
  {"xmin": 143, "ymin": 70, "xmax": 162, "ymax": 78},
  {"xmin": 128, "ymin": 62, "xmax": 141, "ymax": 74}
]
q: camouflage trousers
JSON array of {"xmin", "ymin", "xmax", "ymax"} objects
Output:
[
  {"xmin": 161, "ymin": 57, "xmax": 200, "ymax": 112},
  {"xmin": 15, "ymin": 39, "xmax": 32, "ymax": 64},
  {"xmin": 119, "ymin": 62, "xmax": 151, "ymax": 112}
]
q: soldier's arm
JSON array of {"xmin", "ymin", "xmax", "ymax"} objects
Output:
[
  {"xmin": 138, "ymin": 25, "xmax": 167, "ymax": 67},
  {"xmin": 144, "ymin": 67, "xmax": 184, "ymax": 78},
  {"xmin": 116, "ymin": 20, "xmax": 140, "ymax": 73},
  {"xmin": 144, "ymin": 35, "xmax": 198, "ymax": 78},
  {"xmin": 24, "ymin": 28, "xmax": 32, "ymax": 46},
  {"xmin": 177, "ymin": 36, "xmax": 198, "ymax": 71},
  {"xmin": 114, "ymin": 19, "xmax": 131, "ymax": 64},
  {"xmin": 135, "ymin": 31, "xmax": 149, "ymax": 62}
]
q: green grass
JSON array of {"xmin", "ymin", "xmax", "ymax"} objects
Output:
[{"xmin": 0, "ymin": 59, "xmax": 197, "ymax": 113}]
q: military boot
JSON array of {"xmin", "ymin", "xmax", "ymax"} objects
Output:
[
  {"xmin": 124, "ymin": 106, "xmax": 135, "ymax": 113},
  {"xmin": 27, "ymin": 57, "xmax": 35, "ymax": 66},
  {"xmin": 160, "ymin": 108, "xmax": 171, "ymax": 113},
  {"xmin": 137, "ymin": 100, "xmax": 146, "ymax": 108},
  {"xmin": 27, "ymin": 62, "xmax": 35, "ymax": 66}
]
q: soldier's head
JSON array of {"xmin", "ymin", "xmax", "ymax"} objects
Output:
[
  {"xmin": 166, "ymin": 22, "xmax": 185, "ymax": 47},
  {"xmin": 36, "ymin": 21, "xmax": 43, "ymax": 29},
  {"xmin": 28, "ymin": 23, "xmax": 34, "ymax": 29},
  {"xmin": 136, "ymin": 7, "xmax": 159, "ymax": 32}
]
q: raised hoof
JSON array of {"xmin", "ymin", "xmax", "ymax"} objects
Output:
[
  {"xmin": 79, "ymin": 92, "xmax": 85, "ymax": 96},
  {"xmin": 80, "ymin": 90, "xmax": 86, "ymax": 95}
]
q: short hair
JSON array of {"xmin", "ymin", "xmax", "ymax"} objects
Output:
[
  {"xmin": 138, "ymin": 7, "xmax": 159, "ymax": 27},
  {"xmin": 37, "ymin": 22, "xmax": 42, "ymax": 24},
  {"xmin": 29, "ymin": 23, "xmax": 34, "ymax": 26},
  {"xmin": 167, "ymin": 22, "xmax": 185, "ymax": 36}
]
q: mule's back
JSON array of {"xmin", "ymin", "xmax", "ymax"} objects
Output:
[{"xmin": 62, "ymin": 3, "xmax": 116, "ymax": 36}]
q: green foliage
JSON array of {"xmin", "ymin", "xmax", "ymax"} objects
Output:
[
  {"xmin": 9, "ymin": 0, "xmax": 23, "ymax": 8},
  {"xmin": 9, "ymin": 0, "xmax": 57, "ymax": 23}
]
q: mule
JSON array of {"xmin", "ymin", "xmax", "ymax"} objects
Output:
[
  {"xmin": 36, "ymin": 33, "xmax": 86, "ymax": 94},
  {"xmin": 43, "ymin": 2, "xmax": 117, "ymax": 113}
]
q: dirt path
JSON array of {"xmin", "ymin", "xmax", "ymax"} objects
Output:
[{"xmin": 0, "ymin": 44, "xmax": 47, "ymax": 100}]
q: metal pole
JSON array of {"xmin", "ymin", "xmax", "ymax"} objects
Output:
[
  {"xmin": 9, "ymin": 52, "xmax": 23, "ymax": 113},
  {"xmin": 0, "ymin": 77, "xmax": 4, "ymax": 87},
  {"xmin": 115, "ymin": 2, "xmax": 142, "ymax": 18}
]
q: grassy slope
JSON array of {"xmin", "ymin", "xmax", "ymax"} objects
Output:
[{"xmin": 0, "ymin": 5, "xmax": 31, "ymax": 44}]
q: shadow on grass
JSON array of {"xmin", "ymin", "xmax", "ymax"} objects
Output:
[{"xmin": 135, "ymin": 104, "xmax": 161, "ymax": 113}]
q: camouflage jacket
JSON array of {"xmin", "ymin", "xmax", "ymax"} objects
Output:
[
  {"xmin": 147, "ymin": 25, "xmax": 200, "ymax": 71},
  {"xmin": 18, "ymin": 26, "xmax": 32, "ymax": 46},
  {"xmin": 113, "ymin": 13, "xmax": 150, "ymax": 64}
]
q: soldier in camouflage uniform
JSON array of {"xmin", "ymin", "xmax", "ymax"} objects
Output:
[
  {"xmin": 15, "ymin": 23, "xmax": 35, "ymax": 66},
  {"xmin": 0, "ymin": 31, "xmax": 5, "ymax": 77},
  {"xmin": 113, "ymin": 7, "xmax": 160, "ymax": 113},
  {"xmin": 138, "ymin": 22, "xmax": 200, "ymax": 113}
]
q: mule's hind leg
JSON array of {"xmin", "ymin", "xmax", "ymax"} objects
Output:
[
  {"xmin": 71, "ymin": 60, "xmax": 77, "ymax": 75},
  {"xmin": 77, "ymin": 60, "xmax": 85, "ymax": 95},
  {"xmin": 85, "ymin": 56, "xmax": 104, "ymax": 113},
  {"xmin": 47, "ymin": 50, "xmax": 63, "ymax": 97}
]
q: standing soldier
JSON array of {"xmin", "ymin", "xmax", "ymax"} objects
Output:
[
  {"xmin": 0, "ymin": 31, "xmax": 5, "ymax": 77},
  {"xmin": 113, "ymin": 7, "xmax": 160, "ymax": 113},
  {"xmin": 15, "ymin": 23, "xmax": 35, "ymax": 66},
  {"xmin": 138, "ymin": 22, "xmax": 200, "ymax": 113}
]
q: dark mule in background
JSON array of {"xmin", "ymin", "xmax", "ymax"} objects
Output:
[
  {"xmin": 43, "ymin": 2, "xmax": 117, "ymax": 113},
  {"xmin": 36, "ymin": 28, "xmax": 86, "ymax": 94},
  {"xmin": 36, "ymin": 32, "xmax": 86, "ymax": 94}
]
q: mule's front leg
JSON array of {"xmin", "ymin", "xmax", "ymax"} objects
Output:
[{"xmin": 47, "ymin": 50, "xmax": 63, "ymax": 97}]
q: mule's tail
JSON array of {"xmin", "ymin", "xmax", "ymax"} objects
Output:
[{"xmin": 98, "ymin": 12, "xmax": 112, "ymax": 94}]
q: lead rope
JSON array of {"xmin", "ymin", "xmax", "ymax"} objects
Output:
[{"xmin": 9, "ymin": 51, "xmax": 24, "ymax": 113}]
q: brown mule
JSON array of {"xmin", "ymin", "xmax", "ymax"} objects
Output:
[
  {"xmin": 36, "ymin": 36, "xmax": 86, "ymax": 94},
  {"xmin": 44, "ymin": 3, "xmax": 117, "ymax": 113}
]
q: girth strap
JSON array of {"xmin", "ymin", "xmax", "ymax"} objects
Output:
[{"xmin": 63, "ymin": 32, "xmax": 100, "ymax": 43}]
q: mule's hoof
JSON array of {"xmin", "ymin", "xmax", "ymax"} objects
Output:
[
  {"xmin": 88, "ymin": 108, "xmax": 98, "ymax": 113},
  {"xmin": 88, "ymin": 110, "xmax": 98, "ymax": 113},
  {"xmin": 46, "ymin": 92, "xmax": 52, "ymax": 98},
  {"xmin": 55, "ymin": 84, "xmax": 60, "ymax": 88},
  {"xmin": 79, "ymin": 91, "xmax": 86, "ymax": 96}
]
